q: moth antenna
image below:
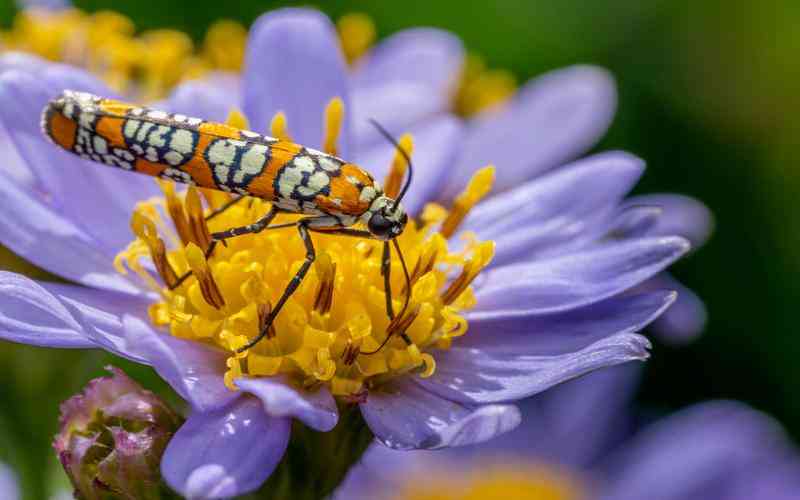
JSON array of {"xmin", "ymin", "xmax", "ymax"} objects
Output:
[{"xmin": 368, "ymin": 118, "xmax": 414, "ymax": 207}]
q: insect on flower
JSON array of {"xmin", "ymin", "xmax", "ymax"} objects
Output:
[{"xmin": 41, "ymin": 90, "xmax": 416, "ymax": 355}]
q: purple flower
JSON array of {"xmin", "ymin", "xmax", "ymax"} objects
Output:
[
  {"xmin": 0, "ymin": 462, "xmax": 20, "ymax": 500},
  {"xmin": 336, "ymin": 369, "xmax": 800, "ymax": 499},
  {"xmin": 0, "ymin": 8, "xmax": 707, "ymax": 498}
]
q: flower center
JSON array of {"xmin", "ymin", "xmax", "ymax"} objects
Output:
[
  {"xmin": 396, "ymin": 462, "xmax": 584, "ymax": 500},
  {"xmin": 115, "ymin": 101, "xmax": 495, "ymax": 397},
  {"xmin": 2, "ymin": 7, "xmax": 246, "ymax": 99}
]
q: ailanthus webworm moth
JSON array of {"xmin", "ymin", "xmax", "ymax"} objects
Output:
[{"xmin": 42, "ymin": 90, "xmax": 413, "ymax": 354}]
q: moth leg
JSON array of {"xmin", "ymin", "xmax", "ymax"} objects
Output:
[
  {"xmin": 236, "ymin": 218, "xmax": 321, "ymax": 353},
  {"xmin": 205, "ymin": 195, "xmax": 246, "ymax": 222}
]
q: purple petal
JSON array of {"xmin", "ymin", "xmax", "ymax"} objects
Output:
[
  {"xmin": 0, "ymin": 272, "xmax": 91, "ymax": 347},
  {"xmin": 473, "ymin": 236, "xmax": 690, "ymax": 316},
  {"xmin": 352, "ymin": 115, "xmax": 463, "ymax": 214},
  {"xmin": 354, "ymin": 28, "xmax": 463, "ymax": 95},
  {"xmin": 624, "ymin": 194, "xmax": 713, "ymax": 248},
  {"xmin": 0, "ymin": 463, "xmax": 19, "ymax": 500},
  {"xmin": 161, "ymin": 74, "xmax": 241, "ymax": 124},
  {"xmin": 122, "ymin": 315, "xmax": 238, "ymax": 412},
  {"xmin": 361, "ymin": 379, "xmax": 520, "ymax": 450},
  {"xmin": 162, "ymin": 397, "xmax": 290, "ymax": 499},
  {"xmin": 441, "ymin": 65, "xmax": 617, "ymax": 199},
  {"xmin": 243, "ymin": 9, "xmax": 351, "ymax": 155},
  {"xmin": 461, "ymin": 151, "xmax": 644, "ymax": 266},
  {"xmin": 352, "ymin": 81, "xmax": 450, "ymax": 151},
  {"xmin": 599, "ymin": 401, "xmax": 793, "ymax": 500},
  {"xmin": 0, "ymin": 68, "xmax": 159, "ymax": 257},
  {"xmin": 236, "ymin": 376, "xmax": 338, "ymax": 431},
  {"xmin": 0, "ymin": 169, "xmax": 142, "ymax": 294},
  {"xmin": 419, "ymin": 332, "xmax": 650, "ymax": 404},
  {"xmin": 639, "ymin": 273, "xmax": 708, "ymax": 344},
  {"xmin": 352, "ymin": 28, "xmax": 463, "ymax": 146},
  {"xmin": 607, "ymin": 205, "xmax": 663, "ymax": 239}
]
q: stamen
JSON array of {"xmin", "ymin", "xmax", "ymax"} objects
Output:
[
  {"xmin": 185, "ymin": 243, "xmax": 225, "ymax": 309},
  {"xmin": 383, "ymin": 134, "xmax": 414, "ymax": 199},
  {"xmin": 337, "ymin": 13, "xmax": 376, "ymax": 64},
  {"xmin": 442, "ymin": 241, "xmax": 495, "ymax": 305},
  {"xmin": 322, "ymin": 97, "xmax": 345, "ymax": 155},
  {"xmin": 404, "ymin": 233, "xmax": 446, "ymax": 294},
  {"xmin": 225, "ymin": 108, "xmax": 250, "ymax": 130},
  {"xmin": 130, "ymin": 212, "xmax": 178, "ymax": 289},
  {"xmin": 159, "ymin": 180, "xmax": 192, "ymax": 246},
  {"xmin": 185, "ymin": 187, "xmax": 213, "ymax": 252},
  {"xmin": 313, "ymin": 253, "xmax": 336, "ymax": 315},
  {"xmin": 440, "ymin": 165, "xmax": 495, "ymax": 238},
  {"xmin": 270, "ymin": 112, "xmax": 292, "ymax": 142}
]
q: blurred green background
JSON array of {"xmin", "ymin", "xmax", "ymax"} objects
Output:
[{"xmin": 1, "ymin": 0, "xmax": 799, "ymax": 497}]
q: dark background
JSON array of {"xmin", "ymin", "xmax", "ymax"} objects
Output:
[{"xmin": 1, "ymin": 0, "xmax": 798, "ymax": 497}]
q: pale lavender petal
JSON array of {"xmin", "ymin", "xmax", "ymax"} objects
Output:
[
  {"xmin": 599, "ymin": 401, "xmax": 792, "ymax": 500},
  {"xmin": 463, "ymin": 290, "xmax": 676, "ymax": 351},
  {"xmin": 0, "ymin": 171, "xmax": 142, "ymax": 294},
  {"xmin": 352, "ymin": 115, "xmax": 463, "ymax": 214},
  {"xmin": 607, "ymin": 205, "xmax": 663, "ymax": 239},
  {"xmin": 419, "ymin": 333, "xmax": 650, "ymax": 404},
  {"xmin": 639, "ymin": 273, "xmax": 708, "ymax": 344},
  {"xmin": 0, "ymin": 68, "xmax": 159, "ymax": 255},
  {"xmin": 473, "ymin": 236, "xmax": 690, "ymax": 316},
  {"xmin": 361, "ymin": 379, "xmax": 520, "ymax": 450},
  {"xmin": 0, "ymin": 463, "xmax": 19, "ymax": 500},
  {"xmin": 236, "ymin": 376, "xmax": 338, "ymax": 431},
  {"xmin": 624, "ymin": 194, "xmax": 713, "ymax": 248},
  {"xmin": 161, "ymin": 74, "xmax": 241, "ymax": 124},
  {"xmin": 354, "ymin": 28, "xmax": 463, "ymax": 95},
  {"xmin": 243, "ymin": 9, "xmax": 351, "ymax": 155},
  {"xmin": 0, "ymin": 272, "xmax": 104, "ymax": 348},
  {"xmin": 460, "ymin": 151, "xmax": 644, "ymax": 266},
  {"xmin": 352, "ymin": 81, "xmax": 450, "ymax": 150},
  {"xmin": 442, "ymin": 65, "xmax": 617, "ymax": 199},
  {"xmin": 122, "ymin": 315, "xmax": 238, "ymax": 411},
  {"xmin": 162, "ymin": 397, "xmax": 290, "ymax": 499},
  {"xmin": 352, "ymin": 28, "xmax": 462, "ymax": 146}
]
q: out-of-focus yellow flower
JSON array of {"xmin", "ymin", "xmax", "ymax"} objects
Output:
[
  {"xmin": 0, "ymin": 7, "xmax": 247, "ymax": 101},
  {"xmin": 396, "ymin": 462, "xmax": 583, "ymax": 500}
]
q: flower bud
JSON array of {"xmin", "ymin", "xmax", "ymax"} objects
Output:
[{"xmin": 53, "ymin": 366, "xmax": 182, "ymax": 499}]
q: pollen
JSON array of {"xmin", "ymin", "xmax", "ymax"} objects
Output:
[
  {"xmin": 453, "ymin": 54, "xmax": 517, "ymax": 117},
  {"xmin": 440, "ymin": 165, "xmax": 495, "ymax": 238},
  {"xmin": 337, "ymin": 13, "xmax": 376, "ymax": 65},
  {"xmin": 270, "ymin": 112, "xmax": 292, "ymax": 142},
  {"xmin": 115, "ymin": 106, "xmax": 495, "ymax": 397}
]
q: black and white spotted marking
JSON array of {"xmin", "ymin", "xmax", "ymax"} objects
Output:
[{"xmin": 205, "ymin": 138, "xmax": 271, "ymax": 194}]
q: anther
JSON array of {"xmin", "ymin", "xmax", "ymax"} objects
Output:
[
  {"xmin": 313, "ymin": 253, "xmax": 336, "ymax": 314},
  {"xmin": 225, "ymin": 108, "xmax": 250, "ymax": 130},
  {"xmin": 270, "ymin": 112, "xmax": 292, "ymax": 142},
  {"xmin": 383, "ymin": 133, "xmax": 414, "ymax": 199},
  {"xmin": 131, "ymin": 212, "xmax": 179, "ymax": 288},
  {"xmin": 159, "ymin": 180, "xmax": 192, "ymax": 246},
  {"xmin": 440, "ymin": 165, "xmax": 495, "ymax": 238},
  {"xmin": 322, "ymin": 97, "xmax": 344, "ymax": 156},
  {"xmin": 257, "ymin": 302, "xmax": 277, "ymax": 340},
  {"xmin": 185, "ymin": 187, "xmax": 213, "ymax": 252},
  {"xmin": 185, "ymin": 243, "xmax": 226, "ymax": 309},
  {"xmin": 337, "ymin": 13, "xmax": 376, "ymax": 64},
  {"xmin": 441, "ymin": 241, "xmax": 495, "ymax": 305}
]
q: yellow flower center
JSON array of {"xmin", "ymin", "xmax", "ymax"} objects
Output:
[
  {"xmin": 1, "ymin": 7, "xmax": 246, "ymax": 100},
  {"xmin": 396, "ymin": 462, "xmax": 584, "ymax": 500},
  {"xmin": 115, "ymin": 100, "xmax": 495, "ymax": 397}
]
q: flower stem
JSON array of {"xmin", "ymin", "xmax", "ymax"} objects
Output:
[{"xmin": 248, "ymin": 404, "xmax": 372, "ymax": 500}]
